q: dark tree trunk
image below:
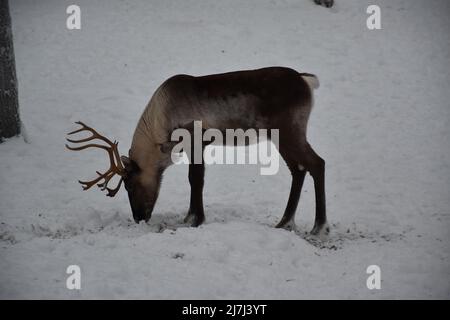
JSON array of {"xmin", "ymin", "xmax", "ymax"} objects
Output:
[{"xmin": 0, "ymin": 0, "xmax": 21, "ymax": 142}]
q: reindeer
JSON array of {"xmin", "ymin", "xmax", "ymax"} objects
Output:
[{"xmin": 66, "ymin": 67, "xmax": 329, "ymax": 237}]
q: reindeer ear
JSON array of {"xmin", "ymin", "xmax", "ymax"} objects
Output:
[
  {"xmin": 121, "ymin": 155, "xmax": 140, "ymax": 173},
  {"xmin": 121, "ymin": 155, "xmax": 131, "ymax": 167}
]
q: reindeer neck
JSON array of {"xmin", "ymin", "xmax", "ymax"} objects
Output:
[{"xmin": 130, "ymin": 98, "xmax": 170, "ymax": 173}]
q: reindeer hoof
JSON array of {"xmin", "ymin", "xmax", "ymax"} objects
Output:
[
  {"xmin": 184, "ymin": 212, "xmax": 205, "ymax": 227},
  {"xmin": 310, "ymin": 222, "xmax": 330, "ymax": 240},
  {"xmin": 190, "ymin": 219, "xmax": 204, "ymax": 228},
  {"xmin": 275, "ymin": 219, "xmax": 297, "ymax": 231},
  {"xmin": 183, "ymin": 214, "xmax": 193, "ymax": 224}
]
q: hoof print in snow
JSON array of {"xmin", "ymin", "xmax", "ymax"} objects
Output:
[
  {"xmin": 155, "ymin": 223, "xmax": 167, "ymax": 233},
  {"xmin": 172, "ymin": 252, "xmax": 185, "ymax": 259}
]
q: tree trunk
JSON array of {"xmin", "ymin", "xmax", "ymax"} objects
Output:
[{"xmin": 0, "ymin": 0, "xmax": 21, "ymax": 142}]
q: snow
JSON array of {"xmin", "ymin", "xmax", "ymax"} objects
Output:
[{"xmin": 1, "ymin": 0, "xmax": 450, "ymax": 299}]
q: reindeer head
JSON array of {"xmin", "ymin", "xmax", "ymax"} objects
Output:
[{"xmin": 66, "ymin": 122, "xmax": 160, "ymax": 223}]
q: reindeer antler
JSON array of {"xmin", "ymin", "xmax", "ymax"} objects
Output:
[{"xmin": 65, "ymin": 121, "xmax": 125, "ymax": 197}]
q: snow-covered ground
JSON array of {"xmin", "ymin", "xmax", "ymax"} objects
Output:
[{"xmin": 1, "ymin": 0, "xmax": 449, "ymax": 299}]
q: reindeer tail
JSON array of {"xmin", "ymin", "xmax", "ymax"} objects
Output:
[{"xmin": 300, "ymin": 73, "xmax": 320, "ymax": 90}]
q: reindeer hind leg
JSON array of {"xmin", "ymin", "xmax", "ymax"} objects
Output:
[
  {"xmin": 275, "ymin": 146, "xmax": 307, "ymax": 231},
  {"xmin": 300, "ymin": 144, "xmax": 329, "ymax": 238}
]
